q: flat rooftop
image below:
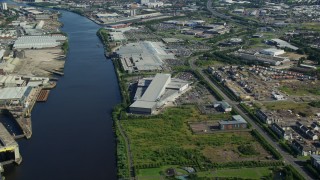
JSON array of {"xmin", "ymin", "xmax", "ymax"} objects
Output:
[
  {"xmin": 130, "ymin": 100, "xmax": 157, "ymax": 109},
  {"xmin": 117, "ymin": 41, "xmax": 175, "ymax": 72},
  {"xmin": 140, "ymin": 74, "xmax": 171, "ymax": 102},
  {"xmin": 0, "ymin": 87, "xmax": 30, "ymax": 100},
  {"xmin": 271, "ymin": 38, "xmax": 298, "ymax": 50},
  {"xmin": 131, "ymin": 74, "xmax": 189, "ymax": 112}
]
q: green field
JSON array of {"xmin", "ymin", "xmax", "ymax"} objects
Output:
[
  {"xmin": 300, "ymin": 23, "xmax": 320, "ymax": 31},
  {"xmin": 137, "ymin": 165, "xmax": 189, "ymax": 179},
  {"xmin": 263, "ymin": 101, "xmax": 313, "ymax": 117},
  {"xmin": 121, "ymin": 106, "xmax": 271, "ymax": 171},
  {"xmin": 137, "ymin": 166, "xmax": 272, "ymax": 179},
  {"xmin": 279, "ymin": 85, "xmax": 320, "ymax": 96},
  {"xmin": 198, "ymin": 167, "xmax": 272, "ymax": 178}
]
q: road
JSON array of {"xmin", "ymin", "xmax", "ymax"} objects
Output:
[
  {"xmin": 206, "ymin": 0, "xmax": 231, "ymax": 20},
  {"xmin": 189, "ymin": 56, "xmax": 313, "ymax": 179}
]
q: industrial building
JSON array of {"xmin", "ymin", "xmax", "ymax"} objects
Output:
[
  {"xmin": 0, "ymin": 75, "xmax": 26, "ymax": 87},
  {"xmin": 130, "ymin": 73, "xmax": 189, "ymax": 114},
  {"xmin": 219, "ymin": 115, "xmax": 247, "ymax": 130},
  {"xmin": 0, "ymin": 86, "xmax": 33, "ymax": 107},
  {"xmin": 311, "ymin": 155, "xmax": 320, "ymax": 172},
  {"xmin": 269, "ymin": 39, "xmax": 299, "ymax": 50},
  {"xmin": 235, "ymin": 50, "xmax": 289, "ymax": 66},
  {"xmin": 214, "ymin": 101, "xmax": 232, "ymax": 112},
  {"xmin": 13, "ymin": 35, "xmax": 67, "ymax": 49},
  {"xmin": 260, "ymin": 48, "xmax": 285, "ymax": 56},
  {"xmin": 115, "ymin": 41, "xmax": 175, "ymax": 73},
  {"xmin": 2, "ymin": 3, "xmax": 7, "ymax": 11}
]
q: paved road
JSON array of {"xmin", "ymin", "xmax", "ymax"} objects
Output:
[
  {"xmin": 190, "ymin": 56, "xmax": 313, "ymax": 179},
  {"xmin": 206, "ymin": 0, "xmax": 231, "ymax": 20}
]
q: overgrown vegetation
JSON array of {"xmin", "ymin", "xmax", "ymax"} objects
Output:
[
  {"xmin": 238, "ymin": 144, "xmax": 259, "ymax": 156},
  {"xmin": 61, "ymin": 41, "xmax": 69, "ymax": 54},
  {"xmin": 120, "ymin": 106, "xmax": 278, "ymax": 174},
  {"xmin": 251, "ymin": 130, "xmax": 282, "ymax": 160},
  {"xmin": 97, "ymin": 28, "xmax": 112, "ymax": 53},
  {"xmin": 309, "ymin": 101, "xmax": 320, "ymax": 108}
]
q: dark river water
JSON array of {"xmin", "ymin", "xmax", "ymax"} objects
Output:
[{"xmin": 0, "ymin": 5, "xmax": 120, "ymax": 179}]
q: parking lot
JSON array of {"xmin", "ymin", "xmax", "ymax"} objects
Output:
[
  {"xmin": 176, "ymin": 83, "xmax": 217, "ymax": 107},
  {"xmin": 124, "ymin": 26, "xmax": 160, "ymax": 42}
]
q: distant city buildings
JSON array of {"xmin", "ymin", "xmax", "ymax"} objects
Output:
[{"xmin": 2, "ymin": 3, "xmax": 7, "ymax": 11}]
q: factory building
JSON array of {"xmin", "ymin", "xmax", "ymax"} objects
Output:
[
  {"xmin": 0, "ymin": 75, "xmax": 26, "ymax": 87},
  {"xmin": 2, "ymin": 3, "xmax": 7, "ymax": 11},
  {"xmin": 130, "ymin": 73, "xmax": 189, "ymax": 114},
  {"xmin": 0, "ymin": 86, "xmax": 33, "ymax": 107},
  {"xmin": 214, "ymin": 101, "xmax": 232, "ymax": 112},
  {"xmin": 115, "ymin": 41, "xmax": 175, "ymax": 73},
  {"xmin": 13, "ymin": 35, "xmax": 67, "ymax": 49},
  {"xmin": 260, "ymin": 48, "xmax": 285, "ymax": 56},
  {"xmin": 311, "ymin": 155, "xmax": 320, "ymax": 172},
  {"xmin": 219, "ymin": 115, "xmax": 247, "ymax": 130},
  {"xmin": 269, "ymin": 39, "xmax": 299, "ymax": 50}
]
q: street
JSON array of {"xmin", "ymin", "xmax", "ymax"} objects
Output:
[{"xmin": 190, "ymin": 55, "xmax": 313, "ymax": 179}]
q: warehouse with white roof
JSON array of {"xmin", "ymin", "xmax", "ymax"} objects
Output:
[
  {"xmin": 115, "ymin": 41, "xmax": 175, "ymax": 73},
  {"xmin": 0, "ymin": 86, "xmax": 33, "ymax": 107},
  {"xmin": 13, "ymin": 36, "xmax": 67, "ymax": 49},
  {"xmin": 130, "ymin": 73, "xmax": 189, "ymax": 114},
  {"xmin": 260, "ymin": 48, "xmax": 285, "ymax": 56}
]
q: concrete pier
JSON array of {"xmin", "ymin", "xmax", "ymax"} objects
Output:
[
  {"xmin": 0, "ymin": 123, "xmax": 22, "ymax": 165},
  {"xmin": 7, "ymin": 87, "xmax": 41, "ymax": 139}
]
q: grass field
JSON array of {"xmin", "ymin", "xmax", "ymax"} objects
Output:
[
  {"xmin": 198, "ymin": 167, "xmax": 272, "ymax": 178},
  {"xmin": 300, "ymin": 23, "xmax": 320, "ymax": 31},
  {"xmin": 262, "ymin": 101, "xmax": 314, "ymax": 117},
  {"xmin": 121, "ymin": 106, "xmax": 271, "ymax": 170},
  {"xmin": 279, "ymin": 85, "xmax": 320, "ymax": 96}
]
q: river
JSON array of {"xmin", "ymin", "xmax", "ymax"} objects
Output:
[{"xmin": 0, "ymin": 5, "xmax": 120, "ymax": 180}]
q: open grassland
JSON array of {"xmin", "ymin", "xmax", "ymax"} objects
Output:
[
  {"xmin": 137, "ymin": 166, "xmax": 272, "ymax": 179},
  {"xmin": 198, "ymin": 167, "xmax": 272, "ymax": 178},
  {"xmin": 280, "ymin": 85, "xmax": 320, "ymax": 96},
  {"xmin": 300, "ymin": 23, "xmax": 320, "ymax": 31},
  {"xmin": 121, "ymin": 106, "xmax": 272, "ymax": 171},
  {"xmin": 262, "ymin": 101, "xmax": 313, "ymax": 117}
]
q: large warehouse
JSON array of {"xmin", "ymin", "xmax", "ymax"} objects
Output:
[
  {"xmin": 130, "ymin": 73, "xmax": 189, "ymax": 114},
  {"xmin": 0, "ymin": 86, "xmax": 33, "ymax": 107},
  {"xmin": 260, "ymin": 48, "xmax": 285, "ymax": 56},
  {"xmin": 115, "ymin": 41, "xmax": 175, "ymax": 73},
  {"xmin": 13, "ymin": 35, "xmax": 67, "ymax": 49}
]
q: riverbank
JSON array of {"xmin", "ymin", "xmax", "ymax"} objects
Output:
[{"xmin": 3, "ymin": 9, "xmax": 120, "ymax": 180}]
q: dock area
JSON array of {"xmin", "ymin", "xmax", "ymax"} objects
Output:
[
  {"xmin": 37, "ymin": 90, "xmax": 50, "ymax": 102},
  {"xmin": 0, "ymin": 123, "xmax": 21, "ymax": 165},
  {"xmin": 44, "ymin": 68, "xmax": 64, "ymax": 76},
  {"xmin": 8, "ymin": 87, "xmax": 41, "ymax": 139}
]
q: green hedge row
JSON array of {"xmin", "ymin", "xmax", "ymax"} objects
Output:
[{"xmin": 251, "ymin": 130, "xmax": 282, "ymax": 160}]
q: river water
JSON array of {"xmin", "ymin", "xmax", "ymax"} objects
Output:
[{"xmin": 1, "ymin": 6, "xmax": 120, "ymax": 180}]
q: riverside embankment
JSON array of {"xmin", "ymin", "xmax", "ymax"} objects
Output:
[{"xmin": 2, "ymin": 9, "xmax": 121, "ymax": 180}]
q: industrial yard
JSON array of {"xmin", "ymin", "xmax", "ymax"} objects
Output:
[
  {"xmin": 0, "ymin": 3, "xmax": 67, "ymax": 176},
  {"xmin": 14, "ymin": 48, "xmax": 65, "ymax": 76}
]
